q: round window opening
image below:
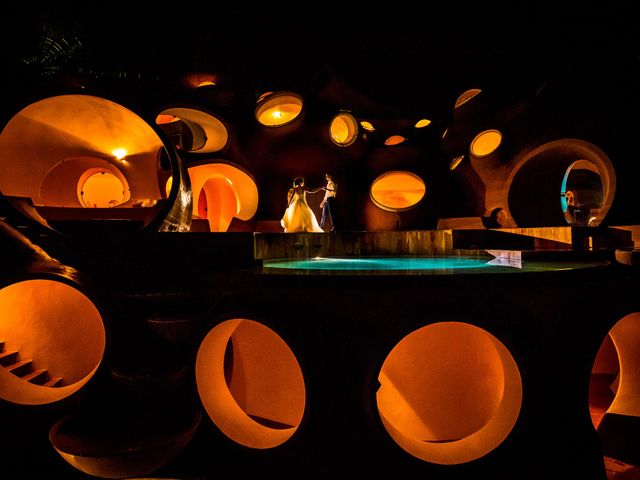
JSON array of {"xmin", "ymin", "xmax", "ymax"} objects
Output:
[
  {"xmin": 370, "ymin": 171, "xmax": 426, "ymax": 212},
  {"xmin": 79, "ymin": 170, "xmax": 127, "ymax": 208},
  {"xmin": 330, "ymin": 113, "xmax": 359, "ymax": 146},
  {"xmin": 255, "ymin": 93, "xmax": 303, "ymax": 127},
  {"xmin": 376, "ymin": 322, "xmax": 522, "ymax": 464}
]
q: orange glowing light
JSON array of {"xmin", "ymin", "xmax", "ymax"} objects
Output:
[
  {"xmin": 196, "ymin": 319, "xmax": 306, "ymax": 449},
  {"xmin": 455, "ymin": 89, "xmax": 482, "ymax": 109},
  {"xmin": 330, "ymin": 112, "xmax": 359, "ymax": 146},
  {"xmin": 197, "ymin": 81, "xmax": 216, "ymax": 87},
  {"xmin": 257, "ymin": 91, "xmax": 274, "ymax": 103},
  {"xmin": 370, "ymin": 171, "xmax": 426, "ymax": 211},
  {"xmin": 155, "ymin": 114, "xmax": 179, "ymax": 125},
  {"xmin": 384, "ymin": 135, "xmax": 406, "ymax": 146},
  {"xmin": 470, "ymin": 130, "xmax": 502, "ymax": 157},
  {"xmin": 112, "ymin": 148, "xmax": 127, "ymax": 160},
  {"xmin": 414, "ymin": 119, "xmax": 431, "ymax": 128},
  {"xmin": 79, "ymin": 170, "xmax": 127, "ymax": 208},
  {"xmin": 255, "ymin": 93, "xmax": 303, "ymax": 127},
  {"xmin": 188, "ymin": 163, "xmax": 258, "ymax": 232},
  {"xmin": 360, "ymin": 121, "xmax": 375, "ymax": 132},
  {"xmin": 450, "ymin": 155, "xmax": 464, "ymax": 171},
  {"xmin": 376, "ymin": 322, "xmax": 522, "ymax": 465}
]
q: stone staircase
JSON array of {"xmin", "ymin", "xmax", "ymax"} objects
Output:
[{"xmin": 0, "ymin": 341, "xmax": 63, "ymax": 387}]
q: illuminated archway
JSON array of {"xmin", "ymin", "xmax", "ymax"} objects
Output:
[
  {"xmin": 195, "ymin": 319, "xmax": 306, "ymax": 449},
  {"xmin": 156, "ymin": 107, "xmax": 228, "ymax": 154},
  {"xmin": 78, "ymin": 169, "xmax": 128, "ymax": 208},
  {"xmin": 188, "ymin": 163, "xmax": 258, "ymax": 232},
  {"xmin": 0, "ymin": 280, "xmax": 105, "ymax": 405},
  {"xmin": 370, "ymin": 171, "xmax": 426, "ymax": 212},
  {"xmin": 377, "ymin": 322, "xmax": 522, "ymax": 465},
  {"xmin": 507, "ymin": 139, "xmax": 616, "ymax": 227},
  {"xmin": 560, "ymin": 160, "xmax": 604, "ymax": 226},
  {"xmin": 255, "ymin": 92, "xmax": 303, "ymax": 127},
  {"xmin": 330, "ymin": 112, "xmax": 359, "ymax": 146}
]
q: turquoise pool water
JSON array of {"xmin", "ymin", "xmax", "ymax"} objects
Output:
[{"xmin": 262, "ymin": 256, "xmax": 609, "ymax": 275}]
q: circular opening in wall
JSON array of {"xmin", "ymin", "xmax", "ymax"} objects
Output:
[
  {"xmin": 255, "ymin": 92, "xmax": 303, "ymax": 127},
  {"xmin": 450, "ymin": 155, "xmax": 464, "ymax": 171},
  {"xmin": 455, "ymin": 89, "xmax": 482, "ymax": 109},
  {"xmin": 414, "ymin": 119, "xmax": 431, "ymax": 128},
  {"xmin": 384, "ymin": 135, "xmax": 406, "ymax": 146},
  {"xmin": 470, "ymin": 130, "xmax": 502, "ymax": 157},
  {"xmin": 330, "ymin": 112, "xmax": 359, "ymax": 146},
  {"xmin": 78, "ymin": 170, "xmax": 128, "ymax": 208},
  {"xmin": 376, "ymin": 322, "xmax": 522, "ymax": 465},
  {"xmin": 561, "ymin": 160, "xmax": 604, "ymax": 227},
  {"xmin": 360, "ymin": 121, "xmax": 375, "ymax": 132},
  {"xmin": 0, "ymin": 280, "xmax": 106, "ymax": 405},
  {"xmin": 590, "ymin": 313, "xmax": 640, "ymax": 465},
  {"xmin": 508, "ymin": 139, "xmax": 616, "ymax": 228},
  {"xmin": 196, "ymin": 319, "xmax": 306, "ymax": 449},
  {"xmin": 156, "ymin": 108, "xmax": 228, "ymax": 154},
  {"xmin": 370, "ymin": 171, "xmax": 426, "ymax": 212}
]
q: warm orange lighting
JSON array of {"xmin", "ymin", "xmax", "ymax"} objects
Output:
[
  {"xmin": 112, "ymin": 148, "xmax": 127, "ymax": 160},
  {"xmin": 0, "ymin": 95, "xmax": 166, "ymax": 212},
  {"xmin": 155, "ymin": 114, "xmax": 179, "ymax": 125},
  {"xmin": 455, "ymin": 88, "xmax": 482, "ymax": 109},
  {"xmin": 184, "ymin": 72, "xmax": 217, "ymax": 89},
  {"xmin": 414, "ymin": 119, "xmax": 431, "ymax": 128},
  {"xmin": 257, "ymin": 91, "xmax": 274, "ymax": 103},
  {"xmin": 79, "ymin": 170, "xmax": 127, "ymax": 208},
  {"xmin": 165, "ymin": 176, "xmax": 173, "ymax": 198},
  {"xmin": 156, "ymin": 108, "xmax": 228, "ymax": 154},
  {"xmin": 377, "ymin": 322, "xmax": 522, "ymax": 465},
  {"xmin": 255, "ymin": 93, "xmax": 303, "ymax": 127},
  {"xmin": 450, "ymin": 155, "xmax": 464, "ymax": 171},
  {"xmin": 195, "ymin": 319, "xmax": 306, "ymax": 449},
  {"xmin": 188, "ymin": 163, "xmax": 258, "ymax": 232},
  {"xmin": 442, "ymin": 128, "xmax": 448, "ymax": 139},
  {"xmin": 360, "ymin": 121, "xmax": 375, "ymax": 132},
  {"xmin": 0, "ymin": 280, "xmax": 105, "ymax": 405},
  {"xmin": 384, "ymin": 135, "xmax": 406, "ymax": 146},
  {"xmin": 470, "ymin": 130, "xmax": 502, "ymax": 157},
  {"xmin": 603, "ymin": 313, "xmax": 640, "ymax": 418},
  {"xmin": 197, "ymin": 81, "xmax": 216, "ymax": 87},
  {"xmin": 330, "ymin": 112, "xmax": 359, "ymax": 146},
  {"xmin": 370, "ymin": 171, "xmax": 426, "ymax": 211}
]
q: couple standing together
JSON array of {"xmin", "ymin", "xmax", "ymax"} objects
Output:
[{"xmin": 281, "ymin": 173, "xmax": 337, "ymax": 233}]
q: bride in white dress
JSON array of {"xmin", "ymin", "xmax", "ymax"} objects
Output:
[{"xmin": 281, "ymin": 178, "xmax": 324, "ymax": 233}]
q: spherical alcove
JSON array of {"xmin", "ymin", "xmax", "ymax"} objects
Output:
[
  {"xmin": 370, "ymin": 171, "xmax": 426, "ymax": 212},
  {"xmin": 195, "ymin": 319, "xmax": 306, "ymax": 449},
  {"xmin": 78, "ymin": 169, "xmax": 129, "ymax": 208},
  {"xmin": 0, "ymin": 279, "xmax": 106, "ymax": 405},
  {"xmin": 0, "ymin": 94, "xmax": 191, "ymax": 234},
  {"xmin": 376, "ymin": 322, "xmax": 522, "ymax": 465},
  {"xmin": 330, "ymin": 112, "xmax": 359, "ymax": 147},
  {"xmin": 255, "ymin": 92, "xmax": 303, "ymax": 127},
  {"xmin": 156, "ymin": 107, "xmax": 229, "ymax": 154},
  {"xmin": 590, "ymin": 313, "xmax": 640, "ymax": 465},
  {"xmin": 188, "ymin": 163, "xmax": 258, "ymax": 232},
  {"xmin": 506, "ymin": 139, "xmax": 616, "ymax": 227}
]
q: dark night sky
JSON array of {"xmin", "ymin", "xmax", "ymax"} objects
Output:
[{"xmin": 2, "ymin": 3, "xmax": 639, "ymax": 113}]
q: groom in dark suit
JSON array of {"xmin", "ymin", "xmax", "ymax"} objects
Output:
[{"xmin": 319, "ymin": 173, "xmax": 337, "ymax": 231}]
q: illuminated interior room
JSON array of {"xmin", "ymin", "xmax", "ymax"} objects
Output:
[{"xmin": 1, "ymin": 5, "xmax": 639, "ymax": 480}]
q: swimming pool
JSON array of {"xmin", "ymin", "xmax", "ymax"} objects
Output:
[{"xmin": 262, "ymin": 255, "xmax": 609, "ymax": 275}]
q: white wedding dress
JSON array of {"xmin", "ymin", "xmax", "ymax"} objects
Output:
[{"xmin": 281, "ymin": 187, "xmax": 324, "ymax": 233}]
